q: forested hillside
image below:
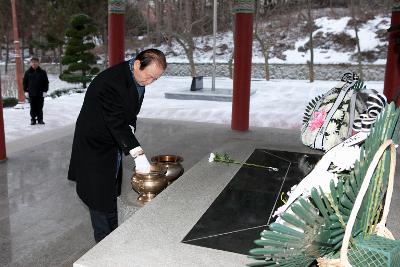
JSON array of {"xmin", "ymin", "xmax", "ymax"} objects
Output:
[{"xmin": 0, "ymin": 0, "xmax": 393, "ymax": 69}]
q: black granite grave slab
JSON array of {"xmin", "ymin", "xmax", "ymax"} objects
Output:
[{"xmin": 182, "ymin": 148, "xmax": 321, "ymax": 255}]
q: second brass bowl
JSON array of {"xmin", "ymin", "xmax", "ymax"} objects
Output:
[{"xmin": 151, "ymin": 155, "xmax": 184, "ymax": 184}]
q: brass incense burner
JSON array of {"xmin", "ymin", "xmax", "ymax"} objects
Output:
[
  {"xmin": 151, "ymin": 155, "xmax": 184, "ymax": 184},
  {"xmin": 131, "ymin": 164, "xmax": 168, "ymax": 204}
]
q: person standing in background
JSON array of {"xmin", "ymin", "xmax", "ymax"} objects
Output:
[{"xmin": 23, "ymin": 57, "xmax": 49, "ymax": 125}]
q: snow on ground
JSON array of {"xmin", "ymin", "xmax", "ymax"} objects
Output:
[
  {"xmin": 2, "ymin": 75, "xmax": 384, "ymax": 143},
  {"xmin": 47, "ymin": 74, "xmax": 78, "ymax": 93},
  {"xmin": 4, "ymin": 94, "xmax": 83, "ymax": 141}
]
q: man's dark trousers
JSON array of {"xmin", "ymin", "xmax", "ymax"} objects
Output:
[
  {"xmin": 88, "ymin": 151, "xmax": 121, "ymax": 242},
  {"xmin": 89, "ymin": 196, "xmax": 118, "ymax": 243},
  {"xmin": 29, "ymin": 96, "xmax": 44, "ymax": 122}
]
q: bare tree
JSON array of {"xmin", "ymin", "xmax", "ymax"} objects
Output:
[
  {"xmin": 146, "ymin": 2, "xmax": 151, "ymax": 42},
  {"xmin": 218, "ymin": 0, "xmax": 233, "ymax": 31},
  {"xmin": 5, "ymin": 33, "xmax": 10, "ymax": 74},
  {"xmin": 253, "ymin": 0, "xmax": 301, "ymax": 81},
  {"xmin": 254, "ymin": 0, "xmax": 271, "ymax": 81},
  {"xmin": 0, "ymin": 2, "xmax": 12, "ymax": 74},
  {"xmin": 155, "ymin": 0, "xmax": 162, "ymax": 46},
  {"xmin": 165, "ymin": 0, "xmax": 173, "ymax": 47},
  {"xmin": 0, "ymin": 0, "xmax": 11, "ymax": 73},
  {"xmin": 350, "ymin": 0, "xmax": 363, "ymax": 79},
  {"xmin": 171, "ymin": 0, "xmax": 211, "ymax": 77},
  {"xmin": 103, "ymin": 26, "xmax": 108, "ymax": 70},
  {"xmin": 306, "ymin": 0, "xmax": 314, "ymax": 82},
  {"xmin": 228, "ymin": 14, "xmax": 234, "ymax": 79},
  {"xmin": 228, "ymin": 48, "xmax": 234, "ymax": 79}
]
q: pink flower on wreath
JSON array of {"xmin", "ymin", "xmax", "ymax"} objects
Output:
[{"xmin": 309, "ymin": 110, "xmax": 327, "ymax": 131}]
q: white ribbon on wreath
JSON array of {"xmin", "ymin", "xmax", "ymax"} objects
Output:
[{"xmin": 352, "ymin": 92, "xmax": 387, "ymax": 133}]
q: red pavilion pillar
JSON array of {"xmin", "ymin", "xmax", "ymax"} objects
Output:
[
  {"xmin": 0, "ymin": 74, "xmax": 7, "ymax": 161},
  {"xmin": 383, "ymin": 3, "xmax": 400, "ymax": 106},
  {"xmin": 231, "ymin": 1, "xmax": 254, "ymax": 131},
  {"xmin": 108, "ymin": 0, "xmax": 125, "ymax": 67},
  {"xmin": 10, "ymin": 0, "xmax": 25, "ymax": 104}
]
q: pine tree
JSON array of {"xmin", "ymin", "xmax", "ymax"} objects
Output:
[{"xmin": 60, "ymin": 14, "xmax": 99, "ymax": 88}]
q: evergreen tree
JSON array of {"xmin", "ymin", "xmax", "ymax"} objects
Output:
[{"xmin": 60, "ymin": 13, "xmax": 99, "ymax": 88}]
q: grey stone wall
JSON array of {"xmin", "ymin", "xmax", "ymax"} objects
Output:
[
  {"xmin": 1, "ymin": 62, "xmax": 385, "ymax": 81},
  {"xmin": 164, "ymin": 63, "xmax": 386, "ymax": 81},
  {"xmin": 1, "ymin": 62, "xmax": 384, "ymax": 98}
]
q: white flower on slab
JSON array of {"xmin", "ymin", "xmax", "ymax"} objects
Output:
[
  {"xmin": 208, "ymin": 152, "xmax": 278, "ymax": 171},
  {"xmin": 208, "ymin": 153, "xmax": 215, "ymax": 162}
]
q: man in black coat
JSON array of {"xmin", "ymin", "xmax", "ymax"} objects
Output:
[
  {"xmin": 23, "ymin": 57, "xmax": 49, "ymax": 125},
  {"xmin": 68, "ymin": 49, "xmax": 167, "ymax": 242}
]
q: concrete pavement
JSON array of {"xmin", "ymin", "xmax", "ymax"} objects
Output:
[{"xmin": 1, "ymin": 118, "xmax": 399, "ymax": 266}]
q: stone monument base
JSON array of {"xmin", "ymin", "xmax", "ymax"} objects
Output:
[{"xmin": 165, "ymin": 88, "xmax": 257, "ymax": 102}]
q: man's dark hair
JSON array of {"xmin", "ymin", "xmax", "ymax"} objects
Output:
[
  {"xmin": 135, "ymin": 49, "xmax": 167, "ymax": 70},
  {"xmin": 31, "ymin": 57, "xmax": 39, "ymax": 62}
]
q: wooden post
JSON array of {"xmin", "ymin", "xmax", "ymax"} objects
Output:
[
  {"xmin": 108, "ymin": 0, "xmax": 126, "ymax": 67},
  {"xmin": 10, "ymin": 0, "xmax": 25, "ymax": 104},
  {"xmin": 383, "ymin": 3, "xmax": 400, "ymax": 105},
  {"xmin": 231, "ymin": 1, "xmax": 254, "ymax": 131},
  {"xmin": 0, "ymin": 72, "xmax": 7, "ymax": 161}
]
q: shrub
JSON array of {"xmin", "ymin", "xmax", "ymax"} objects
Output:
[
  {"xmin": 60, "ymin": 13, "xmax": 99, "ymax": 89},
  {"xmin": 50, "ymin": 88, "xmax": 86, "ymax": 98},
  {"xmin": 2, "ymin": 97, "xmax": 18, "ymax": 108}
]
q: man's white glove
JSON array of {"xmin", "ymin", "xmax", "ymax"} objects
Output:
[
  {"xmin": 42, "ymin": 92, "xmax": 47, "ymax": 97},
  {"xmin": 130, "ymin": 146, "xmax": 151, "ymax": 173},
  {"xmin": 24, "ymin": 92, "xmax": 29, "ymax": 98},
  {"xmin": 134, "ymin": 154, "xmax": 151, "ymax": 173}
]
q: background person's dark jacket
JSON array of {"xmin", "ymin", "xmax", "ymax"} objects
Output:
[
  {"xmin": 68, "ymin": 61, "xmax": 144, "ymax": 212},
  {"xmin": 23, "ymin": 66, "xmax": 49, "ymax": 97}
]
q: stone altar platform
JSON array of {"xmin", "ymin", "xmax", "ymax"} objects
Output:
[{"xmin": 74, "ymin": 139, "xmax": 322, "ymax": 267}]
